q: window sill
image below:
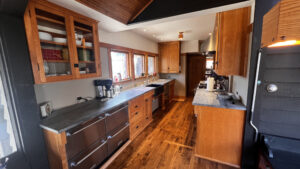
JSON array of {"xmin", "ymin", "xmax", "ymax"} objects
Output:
[
  {"xmin": 113, "ymin": 78, "xmax": 132, "ymax": 84},
  {"xmin": 134, "ymin": 76, "xmax": 147, "ymax": 80}
]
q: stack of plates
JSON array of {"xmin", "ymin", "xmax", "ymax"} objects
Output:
[{"xmin": 39, "ymin": 32, "xmax": 52, "ymax": 41}]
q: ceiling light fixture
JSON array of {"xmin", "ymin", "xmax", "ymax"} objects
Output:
[{"xmin": 178, "ymin": 32, "xmax": 184, "ymax": 40}]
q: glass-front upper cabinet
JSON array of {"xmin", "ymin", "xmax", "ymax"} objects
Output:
[
  {"xmin": 72, "ymin": 19, "xmax": 100, "ymax": 78},
  {"xmin": 24, "ymin": 0, "xmax": 101, "ymax": 84}
]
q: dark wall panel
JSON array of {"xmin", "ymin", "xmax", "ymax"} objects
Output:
[
  {"xmin": 241, "ymin": 0, "xmax": 281, "ymax": 168},
  {"xmin": 130, "ymin": 0, "xmax": 248, "ymax": 24}
]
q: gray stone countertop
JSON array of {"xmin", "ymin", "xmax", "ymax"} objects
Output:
[
  {"xmin": 150, "ymin": 79, "xmax": 175, "ymax": 85},
  {"xmin": 40, "ymin": 86, "xmax": 155, "ymax": 133},
  {"xmin": 192, "ymin": 89, "xmax": 246, "ymax": 111}
]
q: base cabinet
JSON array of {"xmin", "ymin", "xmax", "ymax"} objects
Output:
[
  {"xmin": 128, "ymin": 90, "xmax": 154, "ymax": 140},
  {"xmin": 194, "ymin": 106, "xmax": 245, "ymax": 168}
]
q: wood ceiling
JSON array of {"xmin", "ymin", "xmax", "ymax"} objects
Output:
[{"xmin": 75, "ymin": 0, "xmax": 153, "ymax": 24}]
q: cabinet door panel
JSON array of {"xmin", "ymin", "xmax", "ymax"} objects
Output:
[
  {"xmin": 159, "ymin": 44, "xmax": 169, "ymax": 73},
  {"xmin": 217, "ymin": 7, "xmax": 251, "ymax": 76},
  {"xmin": 168, "ymin": 42, "xmax": 180, "ymax": 73}
]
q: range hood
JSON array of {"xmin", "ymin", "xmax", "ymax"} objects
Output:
[{"xmin": 200, "ymin": 33, "xmax": 216, "ymax": 55}]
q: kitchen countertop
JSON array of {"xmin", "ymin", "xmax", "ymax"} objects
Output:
[
  {"xmin": 192, "ymin": 89, "xmax": 246, "ymax": 111},
  {"xmin": 40, "ymin": 86, "xmax": 155, "ymax": 133},
  {"xmin": 149, "ymin": 79, "xmax": 175, "ymax": 85}
]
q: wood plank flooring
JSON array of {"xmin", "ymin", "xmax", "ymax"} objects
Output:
[{"xmin": 106, "ymin": 98, "xmax": 236, "ymax": 169}]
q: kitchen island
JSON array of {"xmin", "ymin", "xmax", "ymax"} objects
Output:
[{"xmin": 192, "ymin": 89, "xmax": 246, "ymax": 168}]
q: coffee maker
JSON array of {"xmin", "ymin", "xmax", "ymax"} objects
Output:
[{"xmin": 94, "ymin": 79, "xmax": 114, "ymax": 100}]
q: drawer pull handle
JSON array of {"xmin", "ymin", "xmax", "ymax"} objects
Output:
[
  {"xmin": 136, "ymin": 125, "xmax": 139, "ymax": 129},
  {"xmin": 135, "ymin": 112, "xmax": 139, "ymax": 115},
  {"xmin": 105, "ymin": 105, "xmax": 129, "ymax": 117},
  {"xmin": 70, "ymin": 140, "xmax": 106, "ymax": 167},
  {"xmin": 107, "ymin": 123, "xmax": 129, "ymax": 140},
  {"xmin": 135, "ymin": 105, "xmax": 138, "ymax": 108},
  {"xmin": 67, "ymin": 116, "xmax": 105, "ymax": 136}
]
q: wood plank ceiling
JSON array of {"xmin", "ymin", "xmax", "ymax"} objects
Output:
[{"xmin": 75, "ymin": 0, "xmax": 153, "ymax": 24}]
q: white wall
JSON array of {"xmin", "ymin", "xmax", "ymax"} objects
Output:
[
  {"xmin": 34, "ymin": 30, "xmax": 158, "ymax": 109},
  {"xmin": 99, "ymin": 30, "xmax": 158, "ymax": 53},
  {"xmin": 181, "ymin": 40, "xmax": 200, "ymax": 53}
]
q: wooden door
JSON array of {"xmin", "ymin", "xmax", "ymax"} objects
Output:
[
  {"xmin": 168, "ymin": 42, "xmax": 180, "ymax": 73},
  {"xmin": 159, "ymin": 44, "xmax": 169, "ymax": 73},
  {"xmin": 186, "ymin": 55, "xmax": 206, "ymax": 97}
]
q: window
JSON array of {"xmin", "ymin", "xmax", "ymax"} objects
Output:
[
  {"xmin": 111, "ymin": 51, "xmax": 130, "ymax": 82},
  {"xmin": 0, "ymin": 75, "xmax": 17, "ymax": 158},
  {"xmin": 134, "ymin": 54, "xmax": 145, "ymax": 78},
  {"xmin": 148, "ymin": 56, "xmax": 155, "ymax": 76}
]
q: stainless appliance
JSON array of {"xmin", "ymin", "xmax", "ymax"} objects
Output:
[{"xmin": 94, "ymin": 79, "xmax": 114, "ymax": 100}]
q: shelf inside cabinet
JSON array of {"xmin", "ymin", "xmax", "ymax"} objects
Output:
[
  {"xmin": 75, "ymin": 26, "xmax": 92, "ymax": 33},
  {"xmin": 36, "ymin": 14, "xmax": 65, "ymax": 26},
  {"xmin": 45, "ymin": 60, "xmax": 69, "ymax": 63},
  {"xmin": 79, "ymin": 60, "xmax": 95, "ymax": 64},
  {"xmin": 76, "ymin": 45, "xmax": 93, "ymax": 49},
  {"xmin": 40, "ymin": 40, "xmax": 67, "ymax": 46}
]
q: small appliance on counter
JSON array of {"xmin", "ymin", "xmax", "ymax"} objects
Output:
[{"xmin": 94, "ymin": 79, "xmax": 115, "ymax": 101}]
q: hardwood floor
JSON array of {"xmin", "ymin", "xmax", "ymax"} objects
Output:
[{"xmin": 106, "ymin": 98, "xmax": 236, "ymax": 169}]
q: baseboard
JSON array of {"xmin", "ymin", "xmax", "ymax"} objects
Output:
[{"xmin": 173, "ymin": 96, "xmax": 186, "ymax": 102}]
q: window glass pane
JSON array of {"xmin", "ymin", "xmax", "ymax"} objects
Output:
[
  {"xmin": 134, "ymin": 54, "xmax": 145, "ymax": 78},
  {"xmin": 111, "ymin": 51, "xmax": 129, "ymax": 82},
  {"xmin": 148, "ymin": 56, "xmax": 155, "ymax": 76},
  {"xmin": 0, "ymin": 76, "xmax": 17, "ymax": 158}
]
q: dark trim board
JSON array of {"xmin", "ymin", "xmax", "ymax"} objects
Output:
[
  {"xmin": 241, "ymin": 0, "xmax": 281, "ymax": 168},
  {"xmin": 130, "ymin": 0, "xmax": 248, "ymax": 24}
]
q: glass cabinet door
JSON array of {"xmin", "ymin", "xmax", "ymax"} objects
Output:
[
  {"xmin": 34, "ymin": 8, "xmax": 73, "ymax": 80},
  {"xmin": 73, "ymin": 20, "xmax": 98, "ymax": 77}
]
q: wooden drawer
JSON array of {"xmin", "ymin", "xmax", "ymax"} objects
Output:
[
  {"xmin": 107, "ymin": 124, "xmax": 130, "ymax": 156},
  {"xmin": 105, "ymin": 104, "xmax": 129, "ymax": 136},
  {"xmin": 129, "ymin": 95, "xmax": 144, "ymax": 113},
  {"xmin": 130, "ymin": 118, "xmax": 145, "ymax": 139},
  {"xmin": 66, "ymin": 115, "xmax": 106, "ymax": 160},
  {"xmin": 129, "ymin": 108, "xmax": 144, "ymax": 124},
  {"xmin": 69, "ymin": 140, "xmax": 108, "ymax": 169}
]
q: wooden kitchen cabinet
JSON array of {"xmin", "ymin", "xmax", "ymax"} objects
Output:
[
  {"xmin": 24, "ymin": 0, "xmax": 101, "ymax": 84},
  {"xmin": 128, "ymin": 90, "xmax": 154, "ymax": 140},
  {"xmin": 215, "ymin": 7, "xmax": 251, "ymax": 77},
  {"xmin": 159, "ymin": 41, "xmax": 181, "ymax": 73},
  {"xmin": 261, "ymin": 0, "xmax": 300, "ymax": 47},
  {"xmin": 169, "ymin": 80, "xmax": 175, "ymax": 102},
  {"xmin": 194, "ymin": 106, "xmax": 245, "ymax": 168}
]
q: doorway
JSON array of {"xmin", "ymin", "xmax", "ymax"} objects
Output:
[{"xmin": 186, "ymin": 54, "xmax": 206, "ymax": 97}]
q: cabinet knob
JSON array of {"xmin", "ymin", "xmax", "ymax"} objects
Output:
[
  {"xmin": 135, "ymin": 112, "xmax": 139, "ymax": 115},
  {"xmin": 135, "ymin": 105, "xmax": 138, "ymax": 108},
  {"xmin": 136, "ymin": 125, "xmax": 139, "ymax": 129}
]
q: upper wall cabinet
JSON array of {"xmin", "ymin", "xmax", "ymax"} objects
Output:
[
  {"xmin": 24, "ymin": 0, "xmax": 101, "ymax": 84},
  {"xmin": 261, "ymin": 0, "xmax": 300, "ymax": 47},
  {"xmin": 159, "ymin": 41, "xmax": 181, "ymax": 73},
  {"xmin": 215, "ymin": 7, "xmax": 251, "ymax": 77}
]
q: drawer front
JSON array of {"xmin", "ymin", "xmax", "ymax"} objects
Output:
[
  {"xmin": 107, "ymin": 124, "xmax": 130, "ymax": 156},
  {"xmin": 66, "ymin": 115, "xmax": 106, "ymax": 160},
  {"xmin": 69, "ymin": 140, "xmax": 108, "ymax": 169},
  {"xmin": 105, "ymin": 105, "xmax": 129, "ymax": 136},
  {"xmin": 129, "ymin": 107, "xmax": 144, "ymax": 124},
  {"xmin": 129, "ymin": 95, "xmax": 144, "ymax": 113},
  {"xmin": 130, "ymin": 119, "xmax": 144, "ymax": 139}
]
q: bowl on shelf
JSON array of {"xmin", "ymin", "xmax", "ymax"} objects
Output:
[
  {"xmin": 85, "ymin": 42, "xmax": 93, "ymax": 47},
  {"xmin": 76, "ymin": 40, "xmax": 82, "ymax": 46},
  {"xmin": 53, "ymin": 37, "xmax": 67, "ymax": 44},
  {"xmin": 39, "ymin": 32, "xmax": 52, "ymax": 41}
]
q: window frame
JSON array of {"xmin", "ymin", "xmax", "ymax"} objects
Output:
[
  {"xmin": 109, "ymin": 49, "xmax": 132, "ymax": 83},
  {"xmin": 100, "ymin": 42, "xmax": 159, "ymax": 84},
  {"xmin": 133, "ymin": 52, "xmax": 146, "ymax": 80},
  {"xmin": 147, "ymin": 55, "xmax": 156, "ymax": 77}
]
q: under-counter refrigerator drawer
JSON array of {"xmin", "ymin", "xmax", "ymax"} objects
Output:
[
  {"xmin": 107, "ymin": 124, "xmax": 130, "ymax": 156},
  {"xmin": 105, "ymin": 104, "xmax": 129, "ymax": 136},
  {"xmin": 69, "ymin": 140, "xmax": 108, "ymax": 169},
  {"xmin": 65, "ymin": 115, "xmax": 106, "ymax": 160}
]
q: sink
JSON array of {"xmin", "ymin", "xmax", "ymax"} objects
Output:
[
  {"xmin": 146, "ymin": 84, "xmax": 164, "ymax": 96},
  {"xmin": 217, "ymin": 92, "xmax": 233, "ymax": 100}
]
